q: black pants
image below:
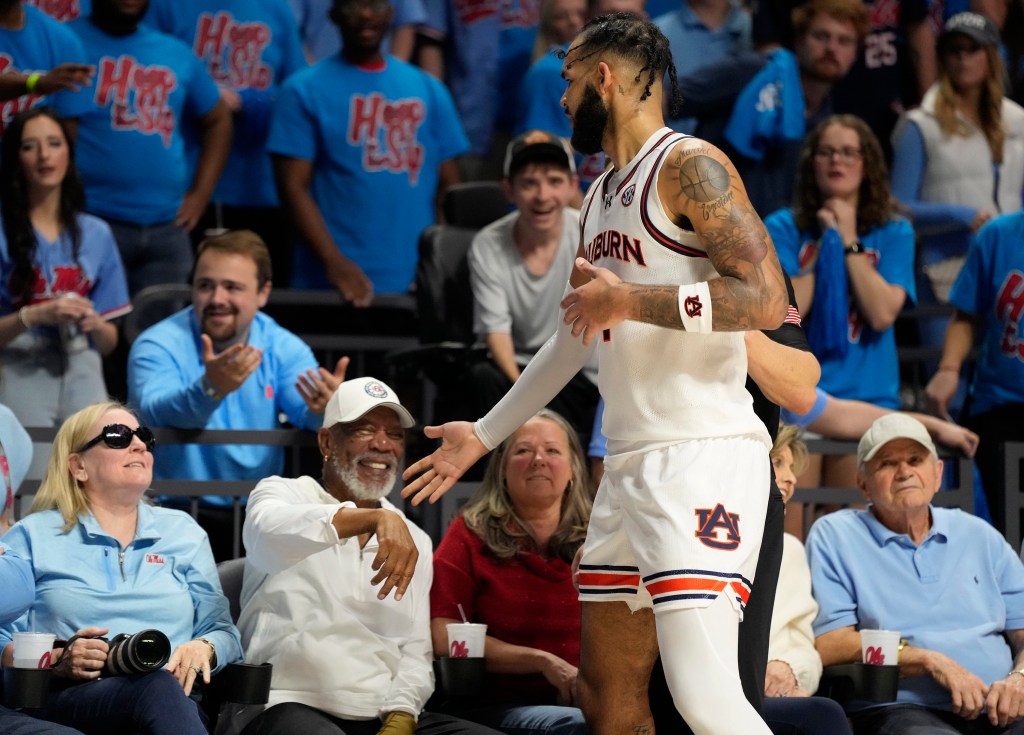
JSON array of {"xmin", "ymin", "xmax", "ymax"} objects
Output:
[
  {"xmin": 649, "ymin": 486, "xmax": 786, "ymax": 731},
  {"xmin": 851, "ymin": 703, "xmax": 1024, "ymax": 734},
  {"xmin": 964, "ymin": 402, "xmax": 1024, "ymax": 535},
  {"xmin": 241, "ymin": 702, "xmax": 505, "ymax": 735}
]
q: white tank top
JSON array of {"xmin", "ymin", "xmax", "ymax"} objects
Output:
[{"xmin": 579, "ymin": 129, "xmax": 769, "ymax": 455}]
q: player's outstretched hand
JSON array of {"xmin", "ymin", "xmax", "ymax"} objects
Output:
[{"xmin": 401, "ymin": 421, "xmax": 487, "ymax": 505}]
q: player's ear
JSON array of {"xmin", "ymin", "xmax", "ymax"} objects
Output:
[{"xmin": 595, "ymin": 61, "xmax": 614, "ymax": 97}]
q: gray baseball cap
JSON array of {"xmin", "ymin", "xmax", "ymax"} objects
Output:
[{"xmin": 857, "ymin": 413, "xmax": 937, "ymax": 467}]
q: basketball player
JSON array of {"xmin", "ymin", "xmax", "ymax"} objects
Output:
[{"xmin": 402, "ymin": 12, "xmax": 788, "ymax": 734}]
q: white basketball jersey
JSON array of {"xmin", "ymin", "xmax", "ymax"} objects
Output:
[{"xmin": 579, "ymin": 129, "xmax": 769, "ymax": 453}]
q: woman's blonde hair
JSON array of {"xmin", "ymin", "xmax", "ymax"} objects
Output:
[
  {"xmin": 31, "ymin": 401, "xmax": 126, "ymax": 532},
  {"xmin": 461, "ymin": 409, "xmax": 591, "ymax": 563},
  {"xmin": 935, "ymin": 44, "xmax": 1006, "ymax": 163},
  {"xmin": 772, "ymin": 423, "xmax": 809, "ymax": 477}
]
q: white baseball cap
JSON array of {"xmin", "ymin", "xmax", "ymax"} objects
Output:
[
  {"xmin": 857, "ymin": 413, "xmax": 937, "ymax": 467},
  {"xmin": 322, "ymin": 377, "xmax": 415, "ymax": 429}
]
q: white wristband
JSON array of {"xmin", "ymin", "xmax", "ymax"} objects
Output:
[{"xmin": 678, "ymin": 282, "xmax": 712, "ymax": 333}]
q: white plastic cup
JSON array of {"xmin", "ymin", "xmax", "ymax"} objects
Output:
[
  {"xmin": 12, "ymin": 632, "xmax": 56, "ymax": 669},
  {"xmin": 446, "ymin": 623, "xmax": 487, "ymax": 658},
  {"xmin": 860, "ymin": 629, "xmax": 900, "ymax": 666}
]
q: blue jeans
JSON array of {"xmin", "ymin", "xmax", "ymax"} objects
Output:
[
  {"xmin": 452, "ymin": 704, "xmax": 587, "ymax": 735},
  {"xmin": 103, "ymin": 218, "xmax": 193, "ymax": 297},
  {"xmin": 0, "ymin": 706, "xmax": 83, "ymax": 735},
  {"xmin": 763, "ymin": 696, "xmax": 852, "ymax": 735},
  {"xmin": 851, "ymin": 703, "xmax": 1024, "ymax": 734},
  {"xmin": 41, "ymin": 670, "xmax": 208, "ymax": 735}
]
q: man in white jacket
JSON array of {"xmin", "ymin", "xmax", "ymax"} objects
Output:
[{"xmin": 236, "ymin": 377, "xmax": 502, "ymax": 735}]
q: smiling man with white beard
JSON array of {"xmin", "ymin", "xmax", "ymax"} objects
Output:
[
  {"xmin": 127, "ymin": 229, "xmax": 348, "ymax": 560},
  {"xmin": 235, "ymin": 378, "xmax": 504, "ymax": 735}
]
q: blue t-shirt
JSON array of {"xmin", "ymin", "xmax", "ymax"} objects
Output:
[
  {"xmin": 267, "ymin": 56, "xmax": 468, "ymax": 293},
  {"xmin": 0, "ymin": 4, "xmax": 86, "ymax": 136},
  {"xmin": 23, "ymin": 0, "xmax": 91, "ymax": 22},
  {"xmin": 287, "ymin": 0, "xmax": 427, "ymax": 61},
  {"xmin": 766, "ymin": 208, "xmax": 916, "ymax": 407},
  {"xmin": 420, "ymin": 0, "xmax": 500, "ymax": 156},
  {"xmin": 654, "ymin": 0, "xmax": 751, "ymax": 134},
  {"xmin": 950, "ymin": 211, "xmax": 1024, "ymax": 416},
  {"xmin": 807, "ymin": 506, "xmax": 1024, "ymax": 711},
  {"xmin": 516, "ymin": 47, "xmax": 569, "ymax": 137},
  {"xmin": 0, "ymin": 546, "xmax": 33, "ymax": 625},
  {"xmin": 146, "ymin": 0, "xmax": 307, "ymax": 208},
  {"xmin": 54, "ymin": 20, "xmax": 222, "ymax": 224},
  {"xmin": 494, "ymin": 0, "xmax": 539, "ymax": 133},
  {"xmin": 0, "ymin": 211, "xmax": 131, "ymax": 341}
]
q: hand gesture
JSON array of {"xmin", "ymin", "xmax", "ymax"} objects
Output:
[
  {"xmin": 296, "ymin": 356, "xmax": 350, "ymax": 414},
  {"xmin": 37, "ymin": 63, "xmax": 95, "ymax": 95},
  {"xmin": 987, "ymin": 674, "xmax": 1024, "ymax": 728},
  {"xmin": 326, "ymin": 257, "xmax": 374, "ymax": 307},
  {"xmin": 166, "ymin": 638, "xmax": 215, "ymax": 695},
  {"xmin": 540, "ymin": 652, "xmax": 579, "ymax": 706},
  {"xmin": 24, "ymin": 293, "xmax": 94, "ymax": 328},
  {"xmin": 821, "ymin": 198, "xmax": 858, "ymax": 245},
  {"xmin": 370, "ymin": 509, "xmax": 420, "ymax": 601},
  {"xmin": 52, "ymin": 627, "xmax": 109, "ymax": 680},
  {"xmin": 401, "ymin": 421, "xmax": 487, "ymax": 506},
  {"xmin": 929, "ymin": 651, "xmax": 989, "ymax": 720},
  {"xmin": 560, "ymin": 258, "xmax": 626, "ymax": 346},
  {"xmin": 925, "ymin": 368, "xmax": 960, "ymax": 420},
  {"xmin": 201, "ymin": 333, "xmax": 262, "ymax": 396}
]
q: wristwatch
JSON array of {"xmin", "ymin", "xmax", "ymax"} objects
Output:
[
  {"xmin": 200, "ymin": 375, "xmax": 225, "ymax": 401},
  {"xmin": 1010, "ymin": 667, "xmax": 1024, "ymax": 680},
  {"xmin": 898, "ymin": 638, "xmax": 909, "ymax": 662},
  {"xmin": 843, "ymin": 241, "xmax": 864, "ymax": 256}
]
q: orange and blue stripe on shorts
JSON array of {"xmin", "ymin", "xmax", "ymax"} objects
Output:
[
  {"xmin": 577, "ymin": 564, "xmax": 642, "ymax": 596},
  {"xmin": 643, "ymin": 569, "xmax": 752, "ymax": 609}
]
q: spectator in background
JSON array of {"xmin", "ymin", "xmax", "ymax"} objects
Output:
[
  {"xmin": 467, "ymin": 132, "xmax": 598, "ymax": 446},
  {"xmin": 0, "ymin": 0, "xmax": 88, "ymax": 136},
  {"xmin": 891, "ymin": 11, "xmax": 1024, "ymax": 374},
  {"xmin": 765, "ymin": 114, "xmax": 916, "ymax": 491},
  {"xmin": 0, "ymin": 108, "xmax": 130, "ymax": 466},
  {"xmin": 808, "ymin": 413, "xmax": 1024, "ymax": 735},
  {"xmin": 23, "ymin": 0, "xmax": 91, "ymax": 22},
  {"xmin": 288, "ymin": 0, "xmax": 426, "ymax": 62},
  {"xmin": 237, "ymin": 378, "xmax": 504, "ymax": 735},
  {"xmin": 655, "ymin": 0, "xmax": 751, "ymax": 134},
  {"xmin": 925, "ymin": 209, "xmax": 1024, "ymax": 537},
  {"xmin": 417, "ymin": 0, "xmax": 501, "ymax": 178},
  {"xmin": 677, "ymin": 0, "xmax": 869, "ymax": 217},
  {"xmin": 127, "ymin": 230, "xmax": 347, "ymax": 560},
  {"xmin": 54, "ymin": 0, "xmax": 232, "ymax": 295},
  {"xmin": 271, "ymin": 0, "xmax": 466, "ymax": 304},
  {"xmin": 146, "ymin": 0, "xmax": 308, "ymax": 286},
  {"xmin": 430, "ymin": 409, "xmax": 590, "ymax": 735}
]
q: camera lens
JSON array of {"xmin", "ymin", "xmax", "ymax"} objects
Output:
[{"xmin": 105, "ymin": 630, "xmax": 171, "ymax": 676}]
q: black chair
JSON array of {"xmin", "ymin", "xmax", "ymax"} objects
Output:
[
  {"xmin": 123, "ymin": 283, "xmax": 192, "ymax": 344},
  {"xmin": 388, "ymin": 224, "xmax": 487, "ymax": 427},
  {"xmin": 442, "ymin": 181, "xmax": 509, "ymax": 229},
  {"xmin": 817, "ymin": 663, "xmax": 899, "ymax": 707}
]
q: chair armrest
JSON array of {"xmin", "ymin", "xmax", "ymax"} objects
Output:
[
  {"xmin": 818, "ymin": 663, "xmax": 898, "ymax": 706},
  {"xmin": 206, "ymin": 662, "xmax": 273, "ymax": 707}
]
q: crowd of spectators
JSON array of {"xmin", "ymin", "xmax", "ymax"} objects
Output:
[{"xmin": 2, "ymin": 0, "xmax": 1024, "ymax": 733}]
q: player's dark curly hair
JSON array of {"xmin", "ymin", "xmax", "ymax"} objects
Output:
[
  {"xmin": 792, "ymin": 114, "xmax": 892, "ymax": 235},
  {"xmin": 0, "ymin": 108, "xmax": 84, "ymax": 307},
  {"xmin": 560, "ymin": 12, "xmax": 683, "ymax": 118}
]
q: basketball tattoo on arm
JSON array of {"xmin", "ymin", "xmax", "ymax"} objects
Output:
[{"xmin": 625, "ymin": 146, "xmax": 787, "ymax": 331}]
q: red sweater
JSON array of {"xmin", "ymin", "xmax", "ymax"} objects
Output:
[{"xmin": 430, "ymin": 516, "xmax": 582, "ymax": 705}]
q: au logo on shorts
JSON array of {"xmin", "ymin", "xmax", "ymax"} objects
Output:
[{"xmin": 694, "ymin": 503, "xmax": 741, "ymax": 550}]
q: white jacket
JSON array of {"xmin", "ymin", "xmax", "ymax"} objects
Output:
[
  {"xmin": 768, "ymin": 533, "xmax": 823, "ymax": 693},
  {"xmin": 238, "ymin": 476, "xmax": 435, "ymax": 720}
]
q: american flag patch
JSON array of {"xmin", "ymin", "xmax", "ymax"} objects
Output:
[
  {"xmin": 784, "ymin": 305, "xmax": 801, "ymax": 325},
  {"xmin": 145, "ymin": 554, "xmax": 165, "ymax": 564}
]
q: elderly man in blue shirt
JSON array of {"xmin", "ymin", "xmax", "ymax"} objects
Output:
[{"xmin": 807, "ymin": 413, "xmax": 1024, "ymax": 734}]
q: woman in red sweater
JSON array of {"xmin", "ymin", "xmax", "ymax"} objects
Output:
[{"xmin": 430, "ymin": 409, "xmax": 592, "ymax": 735}]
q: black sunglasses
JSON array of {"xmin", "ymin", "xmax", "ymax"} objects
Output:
[{"xmin": 77, "ymin": 424, "xmax": 156, "ymax": 453}]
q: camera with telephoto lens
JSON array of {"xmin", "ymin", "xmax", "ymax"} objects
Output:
[{"xmin": 103, "ymin": 630, "xmax": 171, "ymax": 676}]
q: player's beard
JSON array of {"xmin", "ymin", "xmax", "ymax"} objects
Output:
[
  {"xmin": 571, "ymin": 84, "xmax": 608, "ymax": 156},
  {"xmin": 335, "ymin": 454, "xmax": 397, "ymax": 502}
]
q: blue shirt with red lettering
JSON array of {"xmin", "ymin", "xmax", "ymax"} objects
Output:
[
  {"xmin": 54, "ymin": 19, "xmax": 222, "ymax": 224},
  {"xmin": 0, "ymin": 211, "xmax": 132, "ymax": 337},
  {"xmin": 23, "ymin": 0, "xmax": 90, "ymax": 23},
  {"xmin": 950, "ymin": 211, "xmax": 1024, "ymax": 416},
  {"xmin": 146, "ymin": 0, "xmax": 307, "ymax": 208},
  {"xmin": 0, "ymin": 4, "xmax": 86, "ymax": 137},
  {"xmin": 267, "ymin": 55, "xmax": 468, "ymax": 293}
]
